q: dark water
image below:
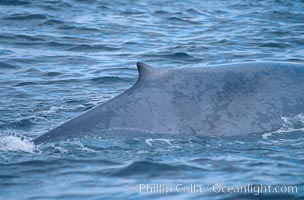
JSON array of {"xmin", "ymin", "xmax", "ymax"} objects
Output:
[{"xmin": 1, "ymin": 0, "xmax": 304, "ymax": 199}]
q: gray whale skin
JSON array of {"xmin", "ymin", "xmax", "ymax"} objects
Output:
[{"xmin": 34, "ymin": 62, "xmax": 304, "ymax": 144}]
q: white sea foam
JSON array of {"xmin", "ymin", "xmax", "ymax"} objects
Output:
[
  {"xmin": 40, "ymin": 105, "xmax": 64, "ymax": 115},
  {"xmin": 0, "ymin": 135, "xmax": 36, "ymax": 153},
  {"xmin": 262, "ymin": 113, "xmax": 304, "ymax": 139},
  {"xmin": 145, "ymin": 138, "xmax": 174, "ymax": 147}
]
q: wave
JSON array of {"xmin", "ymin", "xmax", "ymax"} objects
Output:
[
  {"xmin": 111, "ymin": 161, "xmax": 202, "ymax": 178},
  {"xmin": 14, "ymin": 81, "xmax": 38, "ymax": 87},
  {"xmin": 1, "ymin": 118, "xmax": 35, "ymax": 130},
  {"xmin": 90, "ymin": 76, "xmax": 134, "ymax": 84},
  {"xmin": 0, "ymin": 62, "xmax": 20, "ymax": 69},
  {"xmin": 0, "ymin": 0, "xmax": 30, "ymax": 6},
  {"xmin": 0, "ymin": 34, "xmax": 45, "ymax": 42},
  {"xmin": 67, "ymin": 44, "xmax": 120, "ymax": 52},
  {"xmin": 166, "ymin": 17, "xmax": 201, "ymax": 25},
  {"xmin": 42, "ymin": 71, "xmax": 62, "ymax": 77},
  {"xmin": 3, "ymin": 13, "xmax": 48, "ymax": 20},
  {"xmin": 41, "ymin": 19, "xmax": 65, "ymax": 25},
  {"xmin": 259, "ymin": 42, "xmax": 291, "ymax": 48},
  {"xmin": 142, "ymin": 52, "xmax": 202, "ymax": 62}
]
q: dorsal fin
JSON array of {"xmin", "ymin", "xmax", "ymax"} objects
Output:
[{"xmin": 136, "ymin": 62, "xmax": 154, "ymax": 81}]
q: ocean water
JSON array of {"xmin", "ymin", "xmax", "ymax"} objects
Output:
[{"xmin": 0, "ymin": 0, "xmax": 304, "ymax": 199}]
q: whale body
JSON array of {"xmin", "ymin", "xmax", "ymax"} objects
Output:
[{"xmin": 34, "ymin": 62, "xmax": 304, "ymax": 144}]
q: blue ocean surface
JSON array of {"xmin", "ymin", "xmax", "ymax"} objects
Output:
[{"xmin": 0, "ymin": 0, "xmax": 304, "ymax": 199}]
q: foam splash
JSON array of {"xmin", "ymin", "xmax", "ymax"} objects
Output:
[
  {"xmin": 145, "ymin": 138, "xmax": 173, "ymax": 147},
  {"xmin": 0, "ymin": 135, "xmax": 36, "ymax": 153},
  {"xmin": 262, "ymin": 113, "xmax": 304, "ymax": 139}
]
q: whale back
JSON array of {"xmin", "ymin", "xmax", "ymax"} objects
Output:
[
  {"xmin": 34, "ymin": 62, "xmax": 304, "ymax": 144},
  {"xmin": 120, "ymin": 62, "xmax": 304, "ymax": 135}
]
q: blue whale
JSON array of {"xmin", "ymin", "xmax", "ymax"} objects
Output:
[{"xmin": 34, "ymin": 62, "xmax": 304, "ymax": 144}]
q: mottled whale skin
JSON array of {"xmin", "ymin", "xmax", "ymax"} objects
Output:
[{"xmin": 34, "ymin": 62, "xmax": 304, "ymax": 144}]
